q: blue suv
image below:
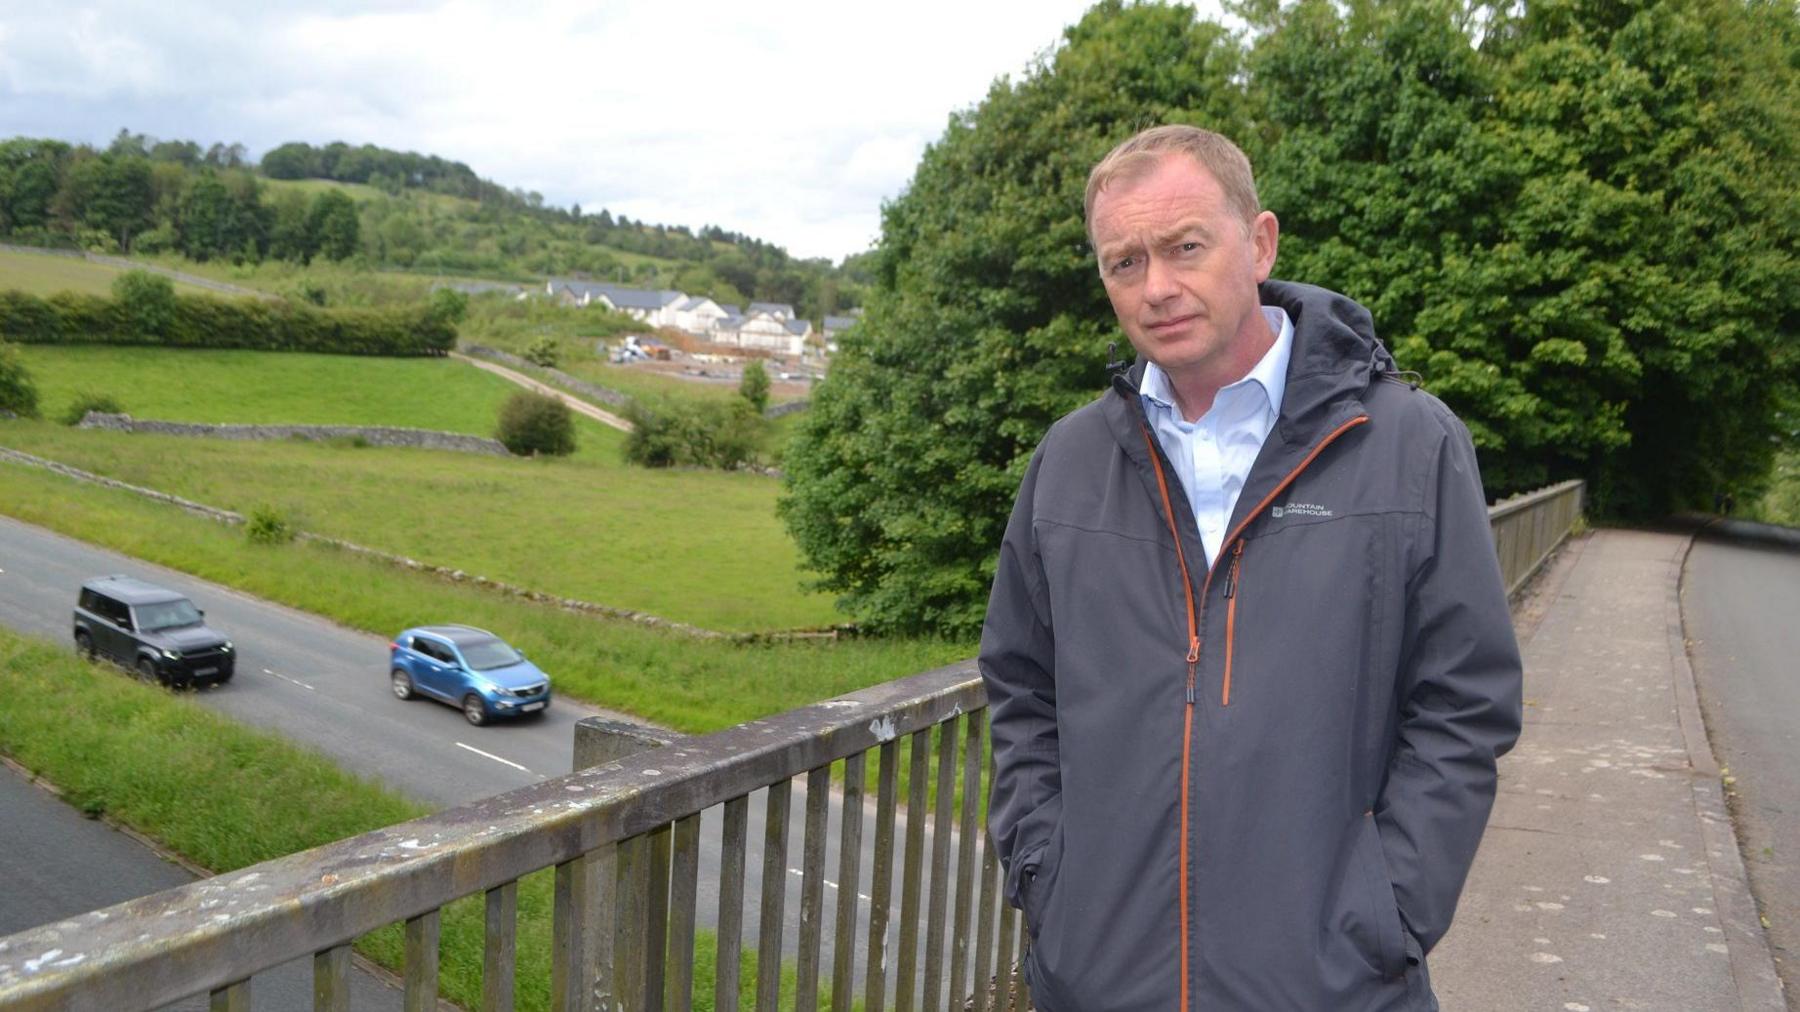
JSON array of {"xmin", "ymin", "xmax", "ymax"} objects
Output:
[{"xmin": 389, "ymin": 625, "xmax": 551, "ymax": 726}]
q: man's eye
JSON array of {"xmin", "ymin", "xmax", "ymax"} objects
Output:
[
  {"xmin": 1179, "ymin": 242, "xmax": 1201, "ymax": 253},
  {"xmin": 1110, "ymin": 256, "xmax": 1137, "ymax": 273}
]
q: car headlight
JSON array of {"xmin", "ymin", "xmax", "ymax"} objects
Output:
[
  {"xmin": 162, "ymin": 648, "xmax": 181, "ymax": 660},
  {"xmin": 221, "ymin": 642, "xmax": 233, "ymax": 653}
]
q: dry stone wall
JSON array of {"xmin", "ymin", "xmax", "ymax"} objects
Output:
[{"xmin": 77, "ymin": 413, "xmax": 510, "ymax": 456}]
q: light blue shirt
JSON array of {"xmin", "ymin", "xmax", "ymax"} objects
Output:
[{"xmin": 1139, "ymin": 306, "xmax": 1294, "ymax": 569}]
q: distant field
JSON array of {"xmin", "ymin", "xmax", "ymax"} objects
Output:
[
  {"xmin": 0, "ymin": 416, "xmax": 830, "ymax": 631},
  {"xmin": 12, "ymin": 346, "xmax": 622, "ymax": 450},
  {"xmin": 0, "ymin": 248, "xmax": 215, "ymax": 297}
]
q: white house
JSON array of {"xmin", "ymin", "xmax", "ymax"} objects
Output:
[
  {"xmin": 734, "ymin": 311, "xmax": 805, "ymax": 356},
  {"xmin": 747, "ymin": 301, "xmax": 796, "ymax": 322},
  {"xmin": 673, "ymin": 295, "xmax": 729, "ymax": 334}
]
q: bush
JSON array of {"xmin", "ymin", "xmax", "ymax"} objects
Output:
[
  {"xmin": 624, "ymin": 395, "xmax": 762, "ymax": 470},
  {"xmin": 0, "ymin": 288, "xmax": 456, "ymax": 357},
  {"xmin": 496, "ymin": 391, "xmax": 576, "ymax": 457},
  {"xmin": 524, "ymin": 336, "xmax": 560, "ymax": 368},
  {"xmin": 245, "ymin": 505, "xmax": 295, "ymax": 545},
  {"xmin": 0, "ymin": 341, "xmax": 38, "ymax": 418},
  {"xmin": 738, "ymin": 359, "xmax": 770, "ymax": 413},
  {"xmin": 112, "ymin": 270, "xmax": 177, "ymax": 337},
  {"xmin": 59, "ymin": 392, "xmax": 125, "ymax": 426}
]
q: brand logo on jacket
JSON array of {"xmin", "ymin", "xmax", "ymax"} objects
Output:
[{"xmin": 1273, "ymin": 502, "xmax": 1333, "ymax": 519}]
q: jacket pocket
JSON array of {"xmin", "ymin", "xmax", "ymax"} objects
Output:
[
  {"xmin": 1021, "ymin": 823, "xmax": 1066, "ymax": 941},
  {"xmin": 1349, "ymin": 813, "xmax": 1408, "ymax": 980}
]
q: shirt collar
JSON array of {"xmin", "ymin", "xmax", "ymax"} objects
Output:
[{"xmin": 1139, "ymin": 306, "xmax": 1294, "ymax": 417}]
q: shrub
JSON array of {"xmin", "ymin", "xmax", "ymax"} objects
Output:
[
  {"xmin": 0, "ymin": 342, "xmax": 38, "ymax": 418},
  {"xmin": 112, "ymin": 270, "xmax": 177, "ymax": 338},
  {"xmin": 738, "ymin": 359, "xmax": 770, "ymax": 413},
  {"xmin": 0, "ymin": 289, "xmax": 456, "ymax": 357},
  {"xmin": 624, "ymin": 395, "xmax": 762, "ymax": 470},
  {"xmin": 524, "ymin": 336, "xmax": 560, "ymax": 368},
  {"xmin": 59, "ymin": 392, "xmax": 125, "ymax": 426},
  {"xmin": 245, "ymin": 505, "xmax": 295, "ymax": 545},
  {"xmin": 496, "ymin": 391, "xmax": 576, "ymax": 457}
]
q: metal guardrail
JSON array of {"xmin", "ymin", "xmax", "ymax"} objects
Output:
[{"xmin": 0, "ymin": 482, "xmax": 1584, "ymax": 1012}]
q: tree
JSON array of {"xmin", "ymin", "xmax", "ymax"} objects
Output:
[
  {"xmin": 780, "ymin": 1, "xmax": 1247, "ymax": 636},
  {"xmin": 307, "ymin": 189, "xmax": 361, "ymax": 261},
  {"xmin": 738, "ymin": 359, "xmax": 771, "ymax": 413},
  {"xmin": 267, "ymin": 190, "xmax": 315, "ymax": 263},
  {"xmin": 0, "ymin": 340, "xmax": 39, "ymax": 417},
  {"xmin": 59, "ymin": 154, "xmax": 154, "ymax": 250},
  {"xmin": 112, "ymin": 270, "xmax": 177, "ymax": 338},
  {"xmin": 1240, "ymin": 0, "xmax": 1798, "ymax": 515}
]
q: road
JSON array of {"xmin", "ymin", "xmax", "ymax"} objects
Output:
[
  {"xmin": 0, "ymin": 512, "xmax": 970, "ymax": 1003},
  {"xmin": 0, "ymin": 763, "xmax": 402, "ymax": 1011},
  {"xmin": 1683, "ymin": 520, "xmax": 1800, "ymax": 1006}
]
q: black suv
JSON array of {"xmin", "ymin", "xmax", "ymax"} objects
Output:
[{"xmin": 74, "ymin": 576, "xmax": 235, "ymax": 688}]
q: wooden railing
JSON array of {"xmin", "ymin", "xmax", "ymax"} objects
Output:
[{"xmin": 0, "ymin": 482, "xmax": 1583, "ymax": 1011}]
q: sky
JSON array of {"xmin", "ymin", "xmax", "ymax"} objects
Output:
[{"xmin": 0, "ymin": 0, "xmax": 1196, "ymax": 263}]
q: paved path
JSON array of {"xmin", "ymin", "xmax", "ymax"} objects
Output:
[
  {"xmin": 1432, "ymin": 528, "xmax": 1785, "ymax": 1010},
  {"xmin": 452, "ymin": 352, "xmax": 634, "ymax": 432}
]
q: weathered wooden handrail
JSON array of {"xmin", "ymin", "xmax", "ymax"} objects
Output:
[{"xmin": 0, "ymin": 481, "xmax": 1584, "ymax": 1012}]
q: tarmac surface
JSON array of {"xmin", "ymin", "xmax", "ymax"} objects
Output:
[{"xmin": 1431, "ymin": 528, "xmax": 1786, "ymax": 1010}]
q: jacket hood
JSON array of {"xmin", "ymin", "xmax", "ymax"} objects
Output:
[{"xmin": 1107, "ymin": 278, "xmax": 1395, "ymax": 439}]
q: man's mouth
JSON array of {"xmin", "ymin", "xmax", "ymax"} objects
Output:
[{"xmin": 1144, "ymin": 314, "xmax": 1198, "ymax": 334}]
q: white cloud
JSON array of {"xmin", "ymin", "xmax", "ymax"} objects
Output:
[{"xmin": 0, "ymin": 0, "xmax": 1226, "ymax": 260}]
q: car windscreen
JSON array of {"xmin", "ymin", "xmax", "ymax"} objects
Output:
[
  {"xmin": 136, "ymin": 599, "xmax": 203, "ymax": 631},
  {"xmin": 458, "ymin": 638, "xmax": 524, "ymax": 670}
]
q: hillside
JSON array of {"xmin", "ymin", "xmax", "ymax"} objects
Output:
[{"xmin": 0, "ymin": 132, "xmax": 872, "ymax": 323}]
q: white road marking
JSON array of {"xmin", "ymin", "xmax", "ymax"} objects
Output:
[
  {"xmin": 456, "ymin": 741, "xmax": 531, "ymax": 773},
  {"xmin": 787, "ymin": 868, "xmax": 870, "ymax": 901},
  {"xmin": 262, "ymin": 667, "xmax": 315, "ymax": 691}
]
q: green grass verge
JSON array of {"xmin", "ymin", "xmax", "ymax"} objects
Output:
[
  {"xmin": 0, "ymin": 455, "xmax": 969, "ymax": 733},
  {"xmin": 11, "ymin": 346, "xmax": 601, "ymax": 437},
  {"xmin": 0, "ymin": 248, "xmax": 215, "ymax": 297},
  {"xmin": 0, "ymin": 627, "xmax": 849, "ymax": 1010},
  {"xmin": 0, "ymin": 415, "xmax": 823, "ymax": 631}
]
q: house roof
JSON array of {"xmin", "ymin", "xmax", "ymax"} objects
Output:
[
  {"xmin": 784, "ymin": 318, "xmax": 812, "ymax": 336},
  {"xmin": 822, "ymin": 315, "xmax": 858, "ymax": 331},
  {"xmin": 547, "ymin": 279, "xmax": 684, "ymax": 310},
  {"xmin": 747, "ymin": 301, "xmax": 795, "ymax": 318}
]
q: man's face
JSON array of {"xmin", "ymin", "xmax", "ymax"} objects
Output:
[{"xmin": 1089, "ymin": 153, "xmax": 1278, "ymax": 382}]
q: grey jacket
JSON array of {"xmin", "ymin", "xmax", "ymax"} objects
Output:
[{"xmin": 980, "ymin": 280, "xmax": 1522, "ymax": 1011}]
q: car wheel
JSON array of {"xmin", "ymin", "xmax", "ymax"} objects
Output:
[
  {"xmin": 391, "ymin": 669, "xmax": 415, "ymax": 700},
  {"xmin": 136, "ymin": 658, "xmax": 161, "ymax": 685},
  {"xmin": 462, "ymin": 694, "xmax": 488, "ymax": 726},
  {"xmin": 74, "ymin": 631, "xmax": 95, "ymax": 661}
]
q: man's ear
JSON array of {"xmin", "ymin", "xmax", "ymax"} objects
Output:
[{"xmin": 1252, "ymin": 210, "xmax": 1279, "ymax": 282}]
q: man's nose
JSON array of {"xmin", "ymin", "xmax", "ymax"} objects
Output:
[{"xmin": 1143, "ymin": 254, "xmax": 1179, "ymax": 303}]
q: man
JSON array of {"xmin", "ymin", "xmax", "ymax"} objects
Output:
[{"xmin": 980, "ymin": 125, "xmax": 1522, "ymax": 1010}]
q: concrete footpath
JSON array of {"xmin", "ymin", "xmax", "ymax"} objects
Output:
[{"xmin": 1431, "ymin": 528, "xmax": 1787, "ymax": 1010}]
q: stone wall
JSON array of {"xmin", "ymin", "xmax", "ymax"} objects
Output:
[{"xmin": 77, "ymin": 413, "xmax": 511, "ymax": 456}]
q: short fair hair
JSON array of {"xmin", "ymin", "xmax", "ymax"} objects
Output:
[{"xmin": 1084, "ymin": 125, "xmax": 1262, "ymax": 234}]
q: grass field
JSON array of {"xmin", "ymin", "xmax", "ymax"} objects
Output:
[
  {"xmin": 0, "ymin": 627, "xmax": 838, "ymax": 1011},
  {"xmin": 12, "ymin": 345, "xmax": 612, "ymax": 437},
  {"xmin": 0, "ymin": 459, "xmax": 967, "ymax": 732},
  {"xmin": 0, "ymin": 415, "xmax": 830, "ymax": 631},
  {"xmin": 0, "ymin": 248, "xmax": 216, "ymax": 297}
]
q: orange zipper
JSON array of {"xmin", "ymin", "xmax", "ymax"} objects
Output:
[
  {"xmin": 1222, "ymin": 541, "xmax": 1242, "ymax": 707},
  {"xmin": 1141, "ymin": 412, "xmax": 1368, "ymax": 1011}
]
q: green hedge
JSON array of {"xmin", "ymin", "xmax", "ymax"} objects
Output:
[{"xmin": 0, "ymin": 289, "xmax": 456, "ymax": 357}]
